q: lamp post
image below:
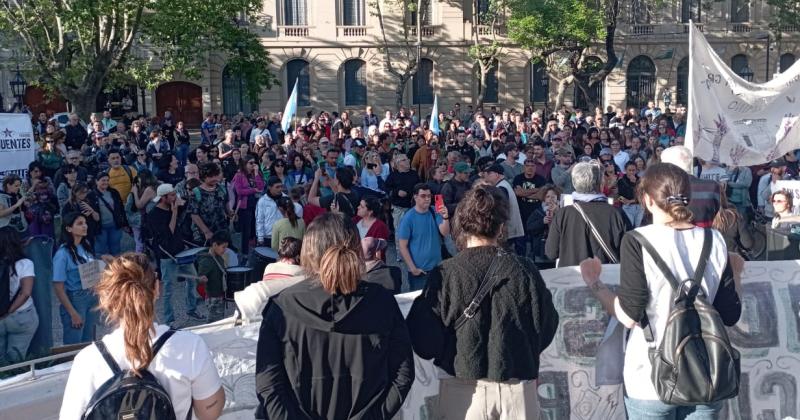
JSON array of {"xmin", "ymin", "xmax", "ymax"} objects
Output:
[
  {"xmin": 416, "ymin": 0, "xmax": 422, "ymax": 124},
  {"xmin": 756, "ymin": 32, "xmax": 771, "ymax": 81},
  {"xmin": 8, "ymin": 64, "xmax": 27, "ymax": 112},
  {"xmin": 662, "ymin": 89, "xmax": 672, "ymax": 113},
  {"xmin": 541, "ymin": 70, "xmax": 549, "ymax": 117}
]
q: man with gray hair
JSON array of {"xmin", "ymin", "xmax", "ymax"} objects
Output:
[
  {"xmin": 545, "ymin": 161, "xmax": 629, "ymax": 267},
  {"xmin": 661, "ymin": 145, "xmax": 721, "ymax": 227}
]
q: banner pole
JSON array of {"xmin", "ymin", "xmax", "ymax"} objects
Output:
[{"xmin": 686, "ymin": 20, "xmax": 694, "ymax": 160}]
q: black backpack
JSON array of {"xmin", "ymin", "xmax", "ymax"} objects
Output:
[
  {"xmin": 631, "ymin": 229, "xmax": 741, "ymax": 406},
  {"xmin": 82, "ymin": 329, "xmax": 186, "ymax": 420}
]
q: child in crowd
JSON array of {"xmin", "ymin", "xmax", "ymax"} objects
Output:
[{"xmin": 196, "ymin": 231, "xmax": 230, "ymax": 323}]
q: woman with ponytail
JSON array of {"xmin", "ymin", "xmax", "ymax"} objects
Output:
[
  {"xmin": 580, "ymin": 162, "xmax": 742, "ymax": 419},
  {"xmin": 60, "ymin": 252, "xmax": 225, "ymax": 420},
  {"xmin": 255, "ymin": 212, "xmax": 414, "ymax": 420}
]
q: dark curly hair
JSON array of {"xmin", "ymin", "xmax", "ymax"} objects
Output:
[{"xmin": 452, "ymin": 184, "xmax": 509, "ymax": 250}]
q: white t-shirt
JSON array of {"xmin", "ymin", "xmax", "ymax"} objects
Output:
[
  {"xmin": 8, "ymin": 258, "xmax": 34, "ymax": 312},
  {"xmin": 618, "ymin": 225, "xmax": 729, "ymax": 401},
  {"xmin": 60, "ymin": 324, "xmax": 221, "ymax": 420}
]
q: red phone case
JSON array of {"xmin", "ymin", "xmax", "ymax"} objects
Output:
[{"xmin": 435, "ymin": 195, "xmax": 444, "ymax": 211}]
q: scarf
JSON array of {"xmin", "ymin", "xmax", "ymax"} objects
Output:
[{"xmin": 571, "ymin": 192, "xmax": 607, "ymax": 203}]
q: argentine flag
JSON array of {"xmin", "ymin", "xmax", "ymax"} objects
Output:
[
  {"xmin": 281, "ymin": 79, "xmax": 298, "ymax": 133},
  {"xmin": 430, "ymin": 94, "xmax": 440, "ymax": 135}
]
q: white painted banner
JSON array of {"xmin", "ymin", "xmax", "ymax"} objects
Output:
[
  {"xmin": 2, "ymin": 261, "xmax": 800, "ymax": 419},
  {"xmin": 686, "ymin": 22, "xmax": 800, "ymax": 166},
  {"xmin": 0, "ymin": 114, "xmax": 35, "ymax": 182}
]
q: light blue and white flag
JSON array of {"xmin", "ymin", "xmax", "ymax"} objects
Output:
[
  {"xmin": 430, "ymin": 94, "xmax": 440, "ymax": 135},
  {"xmin": 281, "ymin": 79, "xmax": 298, "ymax": 132}
]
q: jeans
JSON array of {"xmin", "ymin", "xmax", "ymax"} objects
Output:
[
  {"xmin": 407, "ymin": 271, "xmax": 430, "ymax": 291},
  {"xmin": 132, "ymin": 226, "xmax": 144, "ymax": 253},
  {"xmin": 623, "ymin": 204, "xmax": 645, "ymax": 228},
  {"xmin": 624, "ymin": 397, "xmax": 722, "ymax": 420},
  {"xmin": 176, "ymin": 143, "xmax": 190, "ymax": 167},
  {"xmin": 159, "ymin": 259, "xmax": 199, "ymax": 324},
  {"xmin": 60, "ymin": 289, "xmax": 99, "ymax": 345},
  {"xmin": 95, "ymin": 225, "xmax": 122, "ymax": 255},
  {"xmin": 0, "ymin": 306, "xmax": 39, "ymax": 365},
  {"xmin": 238, "ymin": 206, "xmax": 255, "ymax": 256},
  {"xmin": 207, "ymin": 297, "xmax": 225, "ymax": 323},
  {"xmin": 391, "ymin": 205, "xmax": 409, "ymax": 235},
  {"xmin": 439, "ymin": 377, "xmax": 540, "ymax": 420}
]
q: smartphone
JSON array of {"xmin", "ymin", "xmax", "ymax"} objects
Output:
[
  {"xmin": 435, "ymin": 194, "xmax": 444, "ymax": 212},
  {"xmin": 367, "ymin": 163, "xmax": 377, "ymax": 170}
]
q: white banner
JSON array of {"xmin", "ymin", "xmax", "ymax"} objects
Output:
[
  {"xmin": 686, "ymin": 22, "xmax": 800, "ymax": 166},
  {"xmin": 0, "ymin": 114, "xmax": 35, "ymax": 182}
]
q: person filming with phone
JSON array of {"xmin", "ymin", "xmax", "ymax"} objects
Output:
[{"xmin": 397, "ymin": 183, "xmax": 450, "ymax": 291}]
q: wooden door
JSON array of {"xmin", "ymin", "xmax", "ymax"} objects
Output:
[
  {"xmin": 155, "ymin": 82, "xmax": 203, "ymax": 128},
  {"xmin": 24, "ymin": 87, "xmax": 67, "ymax": 116}
]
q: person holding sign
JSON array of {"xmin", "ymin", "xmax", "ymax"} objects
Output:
[{"xmin": 52, "ymin": 212, "xmax": 112, "ymax": 345}]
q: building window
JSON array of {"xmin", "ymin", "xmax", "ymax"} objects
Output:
[
  {"xmin": 286, "ymin": 59, "xmax": 311, "ymax": 106},
  {"xmin": 222, "ymin": 66, "xmax": 259, "ymax": 116},
  {"xmin": 408, "ymin": 0, "xmax": 433, "ymax": 26},
  {"xmin": 282, "ymin": 0, "xmax": 308, "ymax": 25},
  {"xmin": 530, "ymin": 61, "xmax": 548, "ymax": 103},
  {"xmin": 344, "ymin": 59, "xmax": 367, "ymax": 106},
  {"xmin": 478, "ymin": 61, "xmax": 499, "ymax": 104},
  {"xmin": 681, "ymin": 0, "xmax": 700, "ymax": 23},
  {"xmin": 413, "ymin": 58, "xmax": 434, "ymax": 105},
  {"xmin": 341, "ymin": 0, "xmax": 366, "ymax": 26},
  {"xmin": 730, "ymin": 0, "xmax": 749, "ymax": 23},
  {"xmin": 731, "ymin": 54, "xmax": 753, "ymax": 81},
  {"xmin": 780, "ymin": 53, "xmax": 796, "ymax": 73},
  {"xmin": 625, "ymin": 55, "xmax": 656, "ymax": 111},
  {"xmin": 573, "ymin": 56, "xmax": 604, "ymax": 110},
  {"xmin": 677, "ymin": 57, "xmax": 689, "ymax": 107}
]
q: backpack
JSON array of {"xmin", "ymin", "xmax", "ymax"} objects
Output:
[
  {"xmin": 630, "ymin": 229, "xmax": 741, "ymax": 406},
  {"xmin": 82, "ymin": 329, "xmax": 186, "ymax": 420}
]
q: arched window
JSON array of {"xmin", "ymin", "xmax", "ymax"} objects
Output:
[
  {"xmin": 478, "ymin": 60, "xmax": 499, "ymax": 104},
  {"xmin": 413, "ymin": 58, "xmax": 434, "ymax": 105},
  {"xmin": 625, "ymin": 55, "xmax": 656, "ymax": 111},
  {"xmin": 282, "ymin": 0, "xmax": 308, "ymax": 25},
  {"xmin": 222, "ymin": 66, "xmax": 258, "ymax": 116},
  {"xmin": 344, "ymin": 59, "xmax": 367, "ymax": 106},
  {"xmin": 780, "ymin": 53, "xmax": 796, "ymax": 74},
  {"xmin": 676, "ymin": 57, "xmax": 689, "ymax": 107},
  {"xmin": 731, "ymin": 54, "xmax": 753, "ymax": 82},
  {"xmin": 530, "ymin": 61, "xmax": 548, "ymax": 103},
  {"xmin": 730, "ymin": 0, "xmax": 749, "ymax": 23},
  {"xmin": 286, "ymin": 59, "xmax": 311, "ymax": 106},
  {"xmin": 574, "ymin": 56, "xmax": 604, "ymax": 110}
]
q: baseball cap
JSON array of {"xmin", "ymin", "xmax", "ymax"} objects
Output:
[
  {"xmin": 153, "ymin": 184, "xmax": 176, "ymax": 203},
  {"xmin": 599, "ymin": 147, "xmax": 613, "ymax": 157},
  {"xmin": 770, "ymin": 159, "xmax": 787, "ymax": 168},
  {"xmin": 456, "ymin": 127, "xmax": 466, "ymax": 134},
  {"xmin": 485, "ymin": 164, "xmax": 505, "ymax": 175},
  {"xmin": 454, "ymin": 162, "xmax": 471, "ymax": 173}
]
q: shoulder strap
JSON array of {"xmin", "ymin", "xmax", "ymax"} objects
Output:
[
  {"xmin": 630, "ymin": 228, "xmax": 712, "ymax": 291},
  {"xmin": 151, "ymin": 329, "xmax": 176, "ymax": 357},
  {"xmin": 94, "ymin": 340, "xmax": 122, "ymax": 375},
  {"xmin": 453, "ymin": 249, "xmax": 505, "ymax": 331},
  {"xmin": 122, "ymin": 165, "xmax": 133, "ymax": 185},
  {"xmin": 573, "ymin": 202, "xmax": 619, "ymax": 264}
]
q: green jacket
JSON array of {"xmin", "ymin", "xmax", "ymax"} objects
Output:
[{"xmin": 197, "ymin": 253, "xmax": 226, "ymax": 298}]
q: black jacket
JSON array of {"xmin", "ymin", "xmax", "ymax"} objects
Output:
[
  {"xmin": 364, "ymin": 262, "xmax": 402, "ymax": 294},
  {"xmin": 439, "ymin": 178, "xmax": 471, "ymax": 215},
  {"xmin": 256, "ymin": 279, "xmax": 414, "ymax": 420},
  {"xmin": 406, "ymin": 246, "xmax": 559, "ymax": 381},
  {"xmin": 545, "ymin": 201, "xmax": 629, "ymax": 267}
]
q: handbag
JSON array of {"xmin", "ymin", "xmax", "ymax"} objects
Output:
[
  {"xmin": 452, "ymin": 249, "xmax": 506, "ymax": 330},
  {"xmin": 573, "ymin": 202, "xmax": 619, "ymax": 263}
]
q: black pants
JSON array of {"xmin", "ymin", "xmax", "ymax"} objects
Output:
[{"xmin": 239, "ymin": 206, "xmax": 256, "ymax": 255}]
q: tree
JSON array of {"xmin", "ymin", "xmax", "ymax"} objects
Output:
[
  {"xmin": 765, "ymin": 0, "xmax": 800, "ymax": 32},
  {"xmin": 0, "ymin": 0, "xmax": 277, "ymax": 119},
  {"xmin": 371, "ymin": 0, "xmax": 432, "ymax": 110},
  {"xmin": 508, "ymin": 0, "xmax": 619, "ymax": 111},
  {"xmin": 470, "ymin": 0, "xmax": 505, "ymax": 108}
]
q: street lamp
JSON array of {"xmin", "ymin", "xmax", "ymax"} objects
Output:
[
  {"xmin": 540, "ymin": 71, "xmax": 549, "ymax": 117},
  {"xmin": 662, "ymin": 89, "xmax": 672, "ymax": 111},
  {"xmin": 755, "ymin": 32, "xmax": 771, "ymax": 81},
  {"xmin": 9, "ymin": 65, "xmax": 27, "ymax": 112}
]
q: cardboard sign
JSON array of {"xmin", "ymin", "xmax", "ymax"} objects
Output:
[{"xmin": 78, "ymin": 260, "xmax": 105, "ymax": 290}]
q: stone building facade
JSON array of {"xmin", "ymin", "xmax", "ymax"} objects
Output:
[{"xmin": 2, "ymin": 0, "xmax": 799, "ymax": 124}]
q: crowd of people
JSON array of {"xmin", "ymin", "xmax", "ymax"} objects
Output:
[{"xmin": 0, "ymin": 98, "xmax": 777, "ymax": 419}]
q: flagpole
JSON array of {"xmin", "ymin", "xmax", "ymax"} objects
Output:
[{"xmin": 686, "ymin": 21, "xmax": 694, "ymax": 159}]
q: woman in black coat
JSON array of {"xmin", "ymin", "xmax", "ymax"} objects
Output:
[
  {"xmin": 407, "ymin": 184, "xmax": 559, "ymax": 420},
  {"xmin": 255, "ymin": 213, "xmax": 414, "ymax": 420}
]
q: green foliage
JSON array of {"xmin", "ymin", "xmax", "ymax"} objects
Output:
[
  {"xmin": 766, "ymin": 0, "xmax": 800, "ymax": 31},
  {"xmin": 0, "ymin": 0, "xmax": 275, "ymax": 106},
  {"xmin": 507, "ymin": 0, "xmax": 605, "ymax": 55}
]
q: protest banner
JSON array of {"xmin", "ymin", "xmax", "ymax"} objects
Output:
[
  {"xmin": 2, "ymin": 261, "xmax": 799, "ymax": 419},
  {"xmin": 686, "ymin": 22, "xmax": 800, "ymax": 166},
  {"xmin": 0, "ymin": 114, "xmax": 35, "ymax": 182},
  {"xmin": 78, "ymin": 259, "xmax": 106, "ymax": 290}
]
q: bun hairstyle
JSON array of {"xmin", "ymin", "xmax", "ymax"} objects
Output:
[
  {"xmin": 94, "ymin": 252, "xmax": 158, "ymax": 377},
  {"xmin": 638, "ymin": 162, "xmax": 694, "ymax": 224},
  {"xmin": 452, "ymin": 184, "xmax": 509, "ymax": 250}
]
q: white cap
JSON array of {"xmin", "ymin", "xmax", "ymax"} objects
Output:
[{"xmin": 153, "ymin": 184, "xmax": 176, "ymax": 203}]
